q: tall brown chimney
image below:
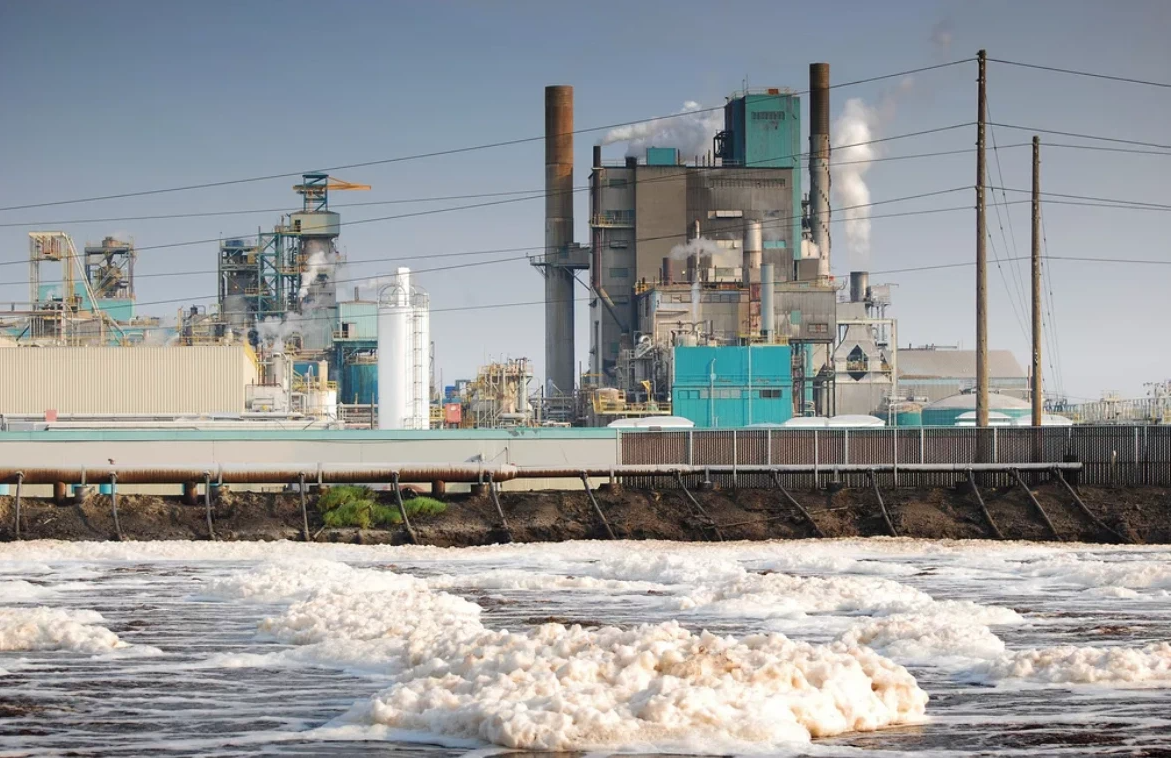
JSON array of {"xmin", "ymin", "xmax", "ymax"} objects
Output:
[
  {"xmin": 809, "ymin": 63, "xmax": 831, "ymax": 280},
  {"xmin": 544, "ymin": 85, "xmax": 575, "ymax": 394}
]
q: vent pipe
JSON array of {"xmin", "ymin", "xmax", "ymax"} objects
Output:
[
  {"xmin": 761, "ymin": 263, "xmax": 775, "ymax": 342},
  {"xmin": 809, "ymin": 63, "xmax": 832, "ymax": 279},
  {"xmin": 544, "ymin": 85, "xmax": 575, "ymax": 395},
  {"xmin": 849, "ymin": 271, "xmax": 870, "ymax": 304},
  {"xmin": 743, "ymin": 219, "xmax": 762, "ymax": 287}
]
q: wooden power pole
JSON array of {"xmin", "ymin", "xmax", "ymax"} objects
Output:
[
  {"xmin": 1031, "ymin": 135, "xmax": 1043, "ymax": 427},
  {"xmin": 976, "ymin": 50, "xmax": 989, "ymax": 429}
]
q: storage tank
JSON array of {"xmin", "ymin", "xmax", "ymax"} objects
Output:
[
  {"xmin": 880, "ymin": 401, "xmax": 923, "ymax": 427},
  {"xmin": 922, "ymin": 392, "xmax": 1031, "ymax": 426},
  {"xmin": 343, "ymin": 356, "xmax": 378, "ymax": 405},
  {"xmin": 377, "ymin": 268, "xmax": 413, "ymax": 429}
]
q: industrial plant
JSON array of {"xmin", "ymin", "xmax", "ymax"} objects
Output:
[{"xmin": 0, "ymin": 66, "xmax": 1161, "ymax": 432}]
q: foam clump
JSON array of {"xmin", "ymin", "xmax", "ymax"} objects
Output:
[
  {"xmin": 839, "ymin": 612, "xmax": 1010, "ymax": 663},
  {"xmin": 973, "ymin": 642, "xmax": 1171, "ymax": 685},
  {"xmin": 0, "ymin": 606, "xmax": 125, "ymax": 654},
  {"xmin": 242, "ymin": 561, "xmax": 927, "ymax": 751}
]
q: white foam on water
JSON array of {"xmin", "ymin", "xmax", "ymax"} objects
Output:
[
  {"xmin": 425, "ymin": 569, "xmax": 659, "ymax": 594},
  {"xmin": 1083, "ymin": 586, "xmax": 1142, "ymax": 599},
  {"xmin": 0, "ymin": 606, "xmax": 127, "ymax": 654},
  {"xmin": 972, "ymin": 642, "xmax": 1171, "ymax": 685},
  {"xmin": 838, "ymin": 613, "xmax": 1010, "ymax": 664},
  {"xmin": 1020, "ymin": 552, "xmax": 1171, "ymax": 590},
  {"xmin": 224, "ymin": 561, "xmax": 928, "ymax": 752}
]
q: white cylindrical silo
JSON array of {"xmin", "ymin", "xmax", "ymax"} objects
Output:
[
  {"xmin": 411, "ymin": 287, "xmax": 431, "ymax": 430},
  {"xmin": 377, "ymin": 268, "xmax": 413, "ymax": 430}
]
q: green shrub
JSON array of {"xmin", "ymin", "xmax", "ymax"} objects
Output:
[
  {"xmin": 317, "ymin": 485, "xmax": 374, "ymax": 513},
  {"xmin": 316, "ymin": 486, "xmax": 446, "ymax": 528}
]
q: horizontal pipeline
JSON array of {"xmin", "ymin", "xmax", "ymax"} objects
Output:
[
  {"xmin": 519, "ymin": 462, "xmax": 1084, "ymax": 478},
  {"xmin": 0, "ymin": 464, "xmax": 519, "ymax": 485},
  {"xmin": 0, "ymin": 462, "xmax": 1080, "ymax": 485}
]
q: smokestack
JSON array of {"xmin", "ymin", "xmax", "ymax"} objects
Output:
[
  {"xmin": 761, "ymin": 263, "xmax": 775, "ymax": 342},
  {"xmin": 661, "ymin": 257, "xmax": 673, "ymax": 284},
  {"xmin": 544, "ymin": 85, "xmax": 575, "ymax": 395},
  {"xmin": 742, "ymin": 220, "xmax": 762, "ymax": 287},
  {"xmin": 850, "ymin": 271, "xmax": 870, "ymax": 304},
  {"xmin": 809, "ymin": 63, "xmax": 832, "ymax": 280}
]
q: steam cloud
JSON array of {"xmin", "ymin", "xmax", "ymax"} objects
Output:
[
  {"xmin": 600, "ymin": 101, "xmax": 722, "ymax": 160},
  {"xmin": 832, "ymin": 98, "xmax": 877, "ymax": 270},
  {"xmin": 298, "ymin": 250, "xmax": 334, "ymax": 299},
  {"xmin": 669, "ymin": 237, "xmax": 740, "ymax": 269}
]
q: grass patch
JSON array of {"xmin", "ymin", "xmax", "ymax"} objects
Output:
[{"xmin": 316, "ymin": 486, "xmax": 447, "ymax": 528}]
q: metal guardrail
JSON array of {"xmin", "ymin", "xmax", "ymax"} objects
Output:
[{"xmin": 617, "ymin": 426, "xmax": 1171, "ymax": 487}]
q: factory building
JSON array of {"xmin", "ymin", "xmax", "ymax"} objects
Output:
[
  {"xmin": 586, "ymin": 88, "xmax": 809, "ymax": 377},
  {"xmin": 534, "ymin": 64, "xmax": 841, "ymax": 428},
  {"xmin": 898, "ymin": 347, "xmax": 1028, "ymax": 405},
  {"xmin": 672, "ymin": 345, "xmax": 793, "ymax": 428}
]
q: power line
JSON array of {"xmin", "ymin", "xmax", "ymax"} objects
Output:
[
  {"xmin": 991, "ymin": 123, "xmax": 1171, "ymax": 151},
  {"xmin": 984, "ymin": 101, "xmax": 1031, "ymax": 341},
  {"xmin": 1038, "ymin": 208, "xmax": 1065, "ymax": 398},
  {"xmin": 0, "ymin": 130, "xmax": 976, "ymax": 269},
  {"xmin": 988, "ymin": 58, "xmax": 1171, "ymax": 90},
  {"xmin": 0, "ymin": 59, "xmax": 974, "ymax": 214},
  {"xmin": 0, "ymin": 189, "xmax": 979, "ymax": 291},
  {"xmin": 992, "ymin": 187, "xmax": 1171, "ymax": 210},
  {"xmin": 1044, "ymin": 142, "xmax": 1171, "ymax": 157},
  {"xmin": 0, "ymin": 144, "xmax": 1003, "ymax": 230}
]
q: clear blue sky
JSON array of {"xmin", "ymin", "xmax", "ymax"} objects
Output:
[{"xmin": 2, "ymin": 0, "xmax": 1168, "ymax": 401}]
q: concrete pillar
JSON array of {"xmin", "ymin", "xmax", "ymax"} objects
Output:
[
  {"xmin": 430, "ymin": 480, "xmax": 446, "ymax": 496},
  {"xmin": 182, "ymin": 481, "xmax": 199, "ymax": 506},
  {"xmin": 53, "ymin": 481, "xmax": 69, "ymax": 505}
]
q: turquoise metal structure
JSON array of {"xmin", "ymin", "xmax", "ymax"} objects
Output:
[{"xmin": 672, "ymin": 345, "xmax": 794, "ymax": 428}]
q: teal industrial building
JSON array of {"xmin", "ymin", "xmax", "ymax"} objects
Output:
[{"xmin": 671, "ymin": 345, "xmax": 793, "ymax": 428}]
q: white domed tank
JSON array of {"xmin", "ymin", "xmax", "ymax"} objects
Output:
[{"xmin": 922, "ymin": 392, "xmax": 1031, "ymax": 426}]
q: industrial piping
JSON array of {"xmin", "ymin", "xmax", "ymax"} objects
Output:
[
  {"xmin": 544, "ymin": 85, "xmax": 576, "ymax": 395},
  {"xmin": 0, "ymin": 462, "xmax": 1080, "ymax": 486},
  {"xmin": 809, "ymin": 63, "xmax": 832, "ymax": 280}
]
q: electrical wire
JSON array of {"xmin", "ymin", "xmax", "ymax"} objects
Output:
[
  {"xmin": 1, "ymin": 189, "xmax": 978, "ymax": 292},
  {"xmin": 0, "ymin": 144, "xmax": 1002, "ymax": 230},
  {"xmin": 0, "ymin": 123, "xmax": 976, "ymax": 266},
  {"xmin": 984, "ymin": 101, "xmax": 1032, "ymax": 341},
  {"xmin": 991, "ymin": 187, "xmax": 1171, "ymax": 210},
  {"xmin": 0, "ymin": 59, "xmax": 974, "ymax": 214},
  {"xmin": 1038, "ymin": 207, "xmax": 1065, "ymax": 399},
  {"xmin": 988, "ymin": 58, "xmax": 1171, "ymax": 90},
  {"xmin": 990, "ymin": 123, "xmax": 1171, "ymax": 151},
  {"xmin": 1043, "ymin": 142, "xmax": 1171, "ymax": 157}
]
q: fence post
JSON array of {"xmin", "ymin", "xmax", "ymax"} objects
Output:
[
  {"xmin": 893, "ymin": 427, "xmax": 899, "ymax": 488},
  {"xmin": 732, "ymin": 430, "xmax": 738, "ymax": 488},
  {"xmin": 814, "ymin": 430, "xmax": 820, "ymax": 485},
  {"xmin": 844, "ymin": 429, "xmax": 850, "ymax": 465},
  {"xmin": 993, "ymin": 426, "xmax": 999, "ymax": 464},
  {"xmin": 1135, "ymin": 426, "xmax": 1141, "ymax": 487},
  {"xmin": 920, "ymin": 427, "xmax": 926, "ymax": 464},
  {"xmin": 767, "ymin": 429, "xmax": 773, "ymax": 465},
  {"xmin": 1142, "ymin": 425, "xmax": 1149, "ymax": 486},
  {"xmin": 688, "ymin": 430, "xmax": 694, "ymax": 466}
]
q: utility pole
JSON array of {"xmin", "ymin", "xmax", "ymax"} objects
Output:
[
  {"xmin": 1031, "ymin": 135, "xmax": 1043, "ymax": 428},
  {"xmin": 976, "ymin": 50, "xmax": 989, "ymax": 429}
]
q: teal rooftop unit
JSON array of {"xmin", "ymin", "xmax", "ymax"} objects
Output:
[
  {"xmin": 716, "ymin": 90, "xmax": 801, "ymax": 169},
  {"xmin": 646, "ymin": 147, "xmax": 679, "ymax": 166},
  {"xmin": 672, "ymin": 345, "xmax": 794, "ymax": 428}
]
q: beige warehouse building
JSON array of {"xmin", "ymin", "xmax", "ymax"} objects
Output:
[{"xmin": 0, "ymin": 345, "xmax": 258, "ymax": 415}]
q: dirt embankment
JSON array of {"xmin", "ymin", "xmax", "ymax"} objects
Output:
[{"xmin": 0, "ymin": 483, "xmax": 1169, "ymax": 545}]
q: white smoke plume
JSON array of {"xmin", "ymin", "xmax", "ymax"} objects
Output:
[
  {"xmin": 256, "ymin": 313, "xmax": 311, "ymax": 353},
  {"xmin": 298, "ymin": 250, "xmax": 334, "ymax": 299},
  {"xmin": 931, "ymin": 18, "xmax": 954, "ymax": 58},
  {"xmin": 669, "ymin": 237, "xmax": 738, "ymax": 269},
  {"xmin": 832, "ymin": 98, "xmax": 877, "ymax": 270},
  {"xmin": 801, "ymin": 239, "xmax": 821, "ymax": 261},
  {"xmin": 600, "ymin": 101, "xmax": 722, "ymax": 161}
]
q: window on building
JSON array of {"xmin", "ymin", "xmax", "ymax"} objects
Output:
[
  {"xmin": 607, "ymin": 178, "xmax": 629, "ymax": 188},
  {"xmin": 608, "ymin": 342, "xmax": 620, "ymax": 355},
  {"xmin": 609, "ymin": 240, "xmax": 628, "ymax": 249},
  {"xmin": 759, "ymin": 389, "xmax": 783, "ymax": 399},
  {"xmin": 808, "ymin": 323, "xmax": 828, "ymax": 335},
  {"xmin": 608, "ymin": 267, "xmax": 629, "ymax": 279}
]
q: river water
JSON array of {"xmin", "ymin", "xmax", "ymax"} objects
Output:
[{"xmin": 2, "ymin": 538, "xmax": 1170, "ymax": 757}]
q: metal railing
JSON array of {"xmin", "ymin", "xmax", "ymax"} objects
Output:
[{"xmin": 618, "ymin": 426, "xmax": 1171, "ymax": 488}]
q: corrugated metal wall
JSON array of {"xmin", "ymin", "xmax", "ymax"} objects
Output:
[
  {"xmin": 620, "ymin": 426, "xmax": 1171, "ymax": 487},
  {"xmin": 0, "ymin": 346, "xmax": 258, "ymax": 414}
]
